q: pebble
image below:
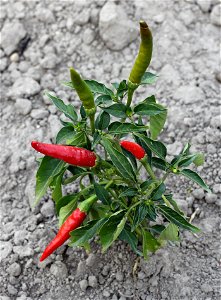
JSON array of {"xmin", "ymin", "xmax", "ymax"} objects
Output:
[
  {"xmin": 210, "ymin": 115, "xmax": 220, "ymax": 128},
  {"xmin": 0, "ymin": 21, "xmax": 27, "ymax": 55},
  {"xmin": 50, "ymin": 261, "xmax": 68, "ymax": 278},
  {"xmin": 86, "ymin": 253, "xmax": 97, "ymax": 267},
  {"xmin": 205, "ymin": 193, "xmax": 217, "ymax": 204},
  {"xmin": 40, "ymin": 53, "xmax": 58, "ymax": 69},
  {"xmin": 210, "ymin": 4, "xmax": 221, "ymax": 26},
  {"xmin": 75, "ymin": 10, "xmax": 90, "ymax": 25},
  {"xmin": 83, "ymin": 28, "xmax": 96, "ymax": 45},
  {"xmin": 14, "ymin": 230, "xmax": 28, "ymax": 245},
  {"xmin": 13, "ymin": 246, "xmax": 34, "ymax": 258},
  {"xmin": 0, "ymin": 241, "xmax": 13, "ymax": 262},
  {"xmin": 196, "ymin": 0, "xmax": 212, "ymax": 12},
  {"xmin": 9, "ymin": 77, "xmax": 41, "ymax": 99},
  {"xmin": 99, "ymin": 1, "xmax": 137, "ymax": 50},
  {"xmin": 192, "ymin": 188, "xmax": 205, "ymax": 200},
  {"xmin": 6, "ymin": 262, "xmax": 21, "ymax": 277},
  {"xmin": 176, "ymin": 199, "xmax": 188, "ymax": 214},
  {"xmin": 207, "ymin": 144, "xmax": 216, "ymax": 154},
  {"xmin": 88, "ymin": 275, "xmax": 98, "ymax": 288},
  {"xmin": 7, "ymin": 284, "xmax": 18, "ymax": 296},
  {"xmin": 103, "ymin": 290, "xmax": 111, "ymax": 298},
  {"xmin": 0, "ymin": 57, "xmax": 8, "ymax": 72},
  {"xmin": 201, "ymin": 283, "xmax": 213, "ymax": 293},
  {"xmin": 115, "ymin": 271, "xmax": 124, "ymax": 281},
  {"xmin": 76, "ymin": 260, "xmax": 87, "ymax": 277},
  {"xmin": 40, "ymin": 200, "xmax": 55, "ymax": 217},
  {"xmin": 30, "ymin": 108, "xmax": 49, "ymax": 119},
  {"xmin": 79, "ymin": 279, "xmax": 88, "ymax": 291},
  {"xmin": 175, "ymin": 85, "xmax": 205, "ymax": 104},
  {"xmin": 15, "ymin": 98, "xmax": 32, "ymax": 115}
]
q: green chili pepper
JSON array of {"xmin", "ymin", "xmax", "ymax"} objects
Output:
[
  {"xmin": 128, "ymin": 20, "xmax": 153, "ymax": 87},
  {"xmin": 70, "ymin": 67, "xmax": 96, "ymax": 116}
]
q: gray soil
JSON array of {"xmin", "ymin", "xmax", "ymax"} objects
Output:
[{"xmin": 0, "ymin": 0, "xmax": 221, "ymax": 300}]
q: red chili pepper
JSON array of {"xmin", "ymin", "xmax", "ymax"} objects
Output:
[
  {"xmin": 31, "ymin": 141, "xmax": 96, "ymax": 167},
  {"xmin": 120, "ymin": 140, "xmax": 146, "ymax": 160},
  {"xmin": 40, "ymin": 195, "xmax": 96, "ymax": 262}
]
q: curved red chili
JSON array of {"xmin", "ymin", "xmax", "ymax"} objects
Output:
[
  {"xmin": 120, "ymin": 140, "xmax": 146, "ymax": 160},
  {"xmin": 31, "ymin": 141, "xmax": 96, "ymax": 167}
]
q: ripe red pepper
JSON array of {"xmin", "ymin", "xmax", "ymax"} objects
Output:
[
  {"xmin": 120, "ymin": 140, "xmax": 146, "ymax": 160},
  {"xmin": 40, "ymin": 195, "xmax": 96, "ymax": 262},
  {"xmin": 31, "ymin": 141, "xmax": 96, "ymax": 167}
]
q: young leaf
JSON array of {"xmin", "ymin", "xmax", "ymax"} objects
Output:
[
  {"xmin": 119, "ymin": 187, "xmax": 138, "ymax": 198},
  {"xmin": 102, "ymin": 137, "xmax": 136, "ymax": 182},
  {"xmin": 163, "ymin": 194, "xmax": 184, "ymax": 215},
  {"xmin": 58, "ymin": 196, "xmax": 78, "ymax": 226},
  {"xmin": 122, "ymin": 148, "xmax": 138, "ymax": 172},
  {"xmin": 55, "ymin": 194, "xmax": 78, "ymax": 215},
  {"xmin": 85, "ymin": 80, "xmax": 114, "ymax": 97},
  {"xmin": 140, "ymin": 72, "xmax": 158, "ymax": 85},
  {"xmin": 132, "ymin": 203, "xmax": 149, "ymax": 231},
  {"xmin": 46, "ymin": 92, "xmax": 77, "ymax": 122},
  {"xmin": 180, "ymin": 169, "xmax": 210, "ymax": 192},
  {"xmin": 108, "ymin": 122, "xmax": 147, "ymax": 134},
  {"xmin": 35, "ymin": 157, "xmax": 66, "ymax": 205},
  {"xmin": 51, "ymin": 171, "xmax": 65, "ymax": 203},
  {"xmin": 150, "ymin": 109, "xmax": 167, "ymax": 140},
  {"xmin": 95, "ymin": 111, "xmax": 110, "ymax": 130},
  {"xmin": 134, "ymin": 103, "xmax": 166, "ymax": 116},
  {"xmin": 159, "ymin": 223, "xmax": 180, "ymax": 242},
  {"xmin": 101, "ymin": 103, "xmax": 127, "ymax": 118},
  {"xmin": 56, "ymin": 126, "xmax": 75, "ymax": 144},
  {"xmin": 95, "ymin": 94, "xmax": 112, "ymax": 106},
  {"xmin": 69, "ymin": 219, "xmax": 108, "ymax": 247},
  {"xmin": 94, "ymin": 183, "xmax": 111, "ymax": 205},
  {"xmin": 117, "ymin": 80, "xmax": 128, "ymax": 98},
  {"xmin": 158, "ymin": 205, "xmax": 200, "ymax": 233},
  {"xmin": 151, "ymin": 183, "xmax": 166, "ymax": 200},
  {"xmin": 119, "ymin": 225, "xmax": 142, "ymax": 255},
  {"xmin": 142, "ymin": 229, "xmax": 161, "ymax": 259},
  {"xmin": 145, "ymin": 203, "xmax": 157, "ymax": 221},
  {"xmin": 178, "ymin": 154, "xmax": 198, "ymax": 168},
  {"xmin": 66, "ymin": 132, "xmax": 87, "ymax": 147},
  {"xmin": 151, "ymin": 157, "xmax": 168, "ymax": 171},
  {"xmin": 135, "ymin": 133, "xmax": 167, "ymax": 160}
]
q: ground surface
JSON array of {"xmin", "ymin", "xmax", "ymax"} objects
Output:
[{"xmin": 0, "ymin": 0, "xmax": 221, "ymax": 300}]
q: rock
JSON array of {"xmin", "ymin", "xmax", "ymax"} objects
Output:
[
  {"xmin": 174, "ymin": 85, "xmax": 205, "ymax": 104},
  {"xmin": 88, "ymin": 275, "xmax": 98, "ymax": 288},
  {"xmin": 13, "ymin": 246, "xmax": 34, "ymax": 258},
  {"xmin": 196, "ymin": 0, "xmax": 212, "ymax": 12},
  {"xmin": 167, "ymin": 142, "xmax": 183, "ymax": 156},
  {"xmin": 201, "ymin": 283, "xmax": 213, "ymax": 293},
  {"xmin": 15, "ymin": 99, "xmax": 32, "ymax": 115},
  {"xmin": 40, "ymin": 53, "xmax": 58, "ymax": 69},
  {"xmin": 207, "ymin": 144, "xmax": 216, "ymax": 154},
  {"xmin": 0, "ymin": 21, "xmax": 27, "ymax": 55},
  {"xmin": 40, "ymin": 200, "xmax": 55, "ymax": 218},
  {"xmin": 210, "ymin": 4, "xmax": 221, "ymax": 26},
  {"xmin": 205, "ymin": 193, "xmax": 217, "ymax": 204},
  {"xmin": 48, "ymin": 114, "xmax": 61, "ymax": 138},
  {"xmin": 86, "ymin": 253, "xmax": 97, "ymax": 267},
  {"xmin": 75, "ymin": 10, "xmax": 90, "ymax": 25},
  {"xmin": 10, "ymin": 52, "xmax": 19, "ymax": 63},
  {"xmin": 30, "ymin": 108, "xmax": 49, "ymax": 119},
  {"xmin": 83, "ymin": 28, "xmax": 96, "ymax": 45},
  {"xmin": 179, "ymin": 10, "xmax": 195, "ymax": 26},
  {"xmin": 50, "ymin": 262, "xmax": 68, "ymax": 278},
  {"xmin": 115, "ymin": 271, "xmax": 124, "ymax": 281},
  {"xmin": 79, "ymin": 279, "xmax": 88, "ymax": 291},
  {"xmin": 99, "ymin": 1, "xmax": 137, "ymax": 50},
  {"xmin": 0, "ymin": 57, "xmax": 8, "ymax": 71},
  {"xmin": 210, "ymin": 115, "xmax": 220, "ymax": 128},
  {"xmin": 7, "ymin": 284, "xmax": 18, "ymax": 296},
  {"xmin": 35, "ymin": 8, "xmax": 55, "ymax": 23},
  {"xmin": 6, "ymin": 262, "xmax": 21, "ymax": 276},
  {"xmin": 192, "ymin": 188, "xmax": 205, "ymax": 200},
  {"xmin": 0, "ymin": 241, "xmax": 13, "ymax": 262},
  {"xmin": 76, "ymin": 260, "xmax": 87, "ymax": 277},
  {"xmin": 24, "ymin": 177, "xmax": 35, "ymax": 209},
  {"xmin": 176, "ymin": 199, "xmax": 188, "ymax": 214},
  {"xmin": 14, "ymin": 230, "xmax": 28, "ymax": 245},
  {"xmin": 9, "ymin": 77, "xmax": 41, "ymax": 99}
]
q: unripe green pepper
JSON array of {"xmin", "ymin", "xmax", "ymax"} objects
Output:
[
  {"xmin": 129, "ymin": 20, "xmax": 153, "ymax": 86},
  {"xmin": 70, "ymin": 67, "xmax": 96, "ymax": 116}
]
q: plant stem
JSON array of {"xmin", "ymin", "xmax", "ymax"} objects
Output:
[
  {"xmin": 141, "ymin": 158, "xmax": 156, "ymax": 180},
  {"xmin": 89, "ymin": 114, "xmax": 95, "ymax": 134},
  {"xmin": 161, "ymin": 171, "xmax": 169, "ymax": 183},
  {"xmin": 162, "ymin": 194, "xmax": 172, "ymax": 207}
]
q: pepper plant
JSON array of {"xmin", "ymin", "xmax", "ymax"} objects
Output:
[{"xmin": 32, "ymin": 21, "xmax": 210, "ymax": 262}]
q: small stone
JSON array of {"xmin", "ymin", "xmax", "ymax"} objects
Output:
[
  {"xmin": 7, "ymin": 262, "xmax": 21, "ymax": 276},
  {"xmin": 40, "ymin": 200, "xmax": 55, "ymax": 218},
  {"xmin": 75, "ymin": 10, "xmax": 90, "ymax": 25},
  {"xmin": 10, "ymin": 52, "xmax": 19, "ymax": 62},
  {"xmin": 14, "ymin": 230, "xmax": 28, "ymax": 245},
  {"xmin": 76, "ymin": 260, "xmax": 87, "ymax": 277},
  {"xmin": 0, "ymin": 241, "xmax": 13, "ymax": 262},
  {"xmin": 40, "ymin": 53, "xmax": 57, "ymax": 69},
  {"xmin": 192, "ymin": 188, "xmax": 205, "ymax": 200},
  {"xmin": 36, "ymin": 8, "xmax": 55, "ymax": 23},
  {"xmin": 15, "ymin": 98, "xmax": 32, "ymax": 115},
  {"xmin": 115, "ymin": 271, "xmax": 124, "ymax": 281},
  {"xmin": 88, "ymin": 275, "xmax": 98, "ymax": 288},
  {"xmin": 9, "ymin": 77, "xmax": 41, "ymax": 99},
  {"xmin": 207, "ymin": 144, "xmax": 216, "ymax": 154},
  {"xmin": 196, "ymin": 0, "xmax": 212, "ymax": 12},
  {"xmin": 205, "ymin": 193, "xmax": 217, "ymax": 204},
  {"xmin": 99, "ymin": 1, "xmax": 137, "ymax": 50},
  {"xmin": 210, "ymin": 115, "xmax": 220, "ymax": 128},
  {"xmin": 176, "ymin": 199, "xmax": 188, "ymax": 214},
  {"xmin": 86, "ymin": 253, "xmax": 97, "ymax": 267},
  {"xmin": 201, "ymin": 283, "xmax": 213, "ymax": 293},
  {"xmin": 48, "ymin": 114, "xmax": 61, "ymax": 138},
  {"xmin": 7, "ymin": 284, "xmax": 18, "ymax": 296},
  {"xmin": 50, "ymin": 261, "xmax": 68, "ymax": 278},
  {"xmin": 30, "ymin": 108, "xmax": 49, "ymax": 119},
  {"xmin": 153, "ymin": 14, "xmax": 165, "ymax": 23},
  {"xmin": 0, "ymin": 21, "xmax": 27, "ymax": 55},
  {"xmin": 79, "ymin": 279, "xmax": 88, "ymax": 291},
  {"xmin": 175, "ymin": 85, "xmax": 205, "ymax": 104},
  {"xmin": 13, "ymin": 246, "xmax": 34, "ymax": 258},
  {"xmin": 83, "ymin": 28, "xmax": 95, "ymax": 45},
  {"xmin": 210, "ymin": 4, "xmax": 221, "ymax": 26},
  {"xmin": 0, "ymin": 57, "xmax": 8, "ymax": 71},
  {"xmin": 103, "ymin": 290, "xmax": 111, "ymax": 298}
]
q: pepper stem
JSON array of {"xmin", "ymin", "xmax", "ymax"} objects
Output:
[
  {"xmin": 89, "ymin": 114, "xmax": 95, "ymax": 134},
  {"xmin": 141, "ymin": 157, "xmax": 156, "ymax": 180},
  {"xmin": 126, "ymin": 87, "xmax": 135, "ymax": 108}
]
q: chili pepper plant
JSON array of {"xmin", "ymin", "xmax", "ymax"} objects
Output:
[{"xmin": 32, "ymin": 21, "xmax": 210, "ymax": 262}]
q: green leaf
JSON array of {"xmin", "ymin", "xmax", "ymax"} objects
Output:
[
  {"xmin": 69, "ymin": 219, "xmax": 107, "ymax": 247},
  {"xmin": 140, "ymin": 72, "xmax": 158, "ymax": 85},
  {"xmin": 163, "ymin": 194, "xmax": 184, "ymax": 215},
  {"xmin": 159, "ymin": 223, "xmax": 180, "ymax": 242},
  {"xmin": 180, "ymin": 169, "xmax": 210, "ymax": 192},
  {"xmin": 66, "ymin": 131, "xmax": 87, "ymax": 146},
  {"xmin": 177, "ymin": 154, "xmax": 198, "ymax": 168},
  {"xmin": 63, "ymin": 172, "xmax": 90, "ymax": 185},
  {"xmin": 92, "ymin": 131, "xmax": 101, "ymax": 149},
  {"xmin": 142, "ymin": 229, "xmax": 161, "ymax": 259},
  {"xmin": 119, "ymin": 187, "xmax": 138, "ymax": 198},
  {"xmin": 95, "ymin": 111, "xmax": 110, "ymax": 130},
  {"xmin": 55, "ymin": 194, "xmax": 77, "ymax": 215},
  {"xmin": 117, "ymin": 80, "xmax": 128, "ymax": 98},
  {"xmin": 59, "ymin": 197, "xmax": 78, "ymax": 226},
  {"xmin": 56, "ymin": 126, "xmax": 75, "ymax": 144},
  {"xmin": 101, "ymin": 103, "xmax": 127, "ymax": 118},
  {"xmin": 150, "ymin": 109, "xmax": 167, "ymax": 140},
  {"xmin": 152, "ymin": 157, "xmax": 168, "ymax": 171},
  {"xmin": 145, "ymin": 203, "xmax": 157, "ymax": 221},
  {"xmin": 132, "ymin": 203, "xmax": 149, "ymax": 231},
  {"xmin": 102, "ymin": 137, "xmax": 136, "ymax": 182},
  {"xmin": 122, "ymin": 148, "xmax": 138, "ymax": 171},
  {"xmin": 151, "ymin": 183, "xmax": 166, "ymax": 200},
  {"xmin": 35, "ymin": 157, "xmax": 66, "ymax": 205},
  {"xmin": 51, "ymin": 171, "xmax": 64, "ymax": 203},
  {"xmin": 108, "ymin": 122, "xmax": 147, "ymax": 134},
  {"xmin": 94, "ymin": 183, "xmax": 111, "ymax": 205},
  {"xmin": 134, "ymin": 103, "xmax": 166, "ymax": 116},
  {"xmin": 46, "ymin": 92, "xmax": 77, "ymax": 122},
  {"xmin": 135, "ymin": 133, "xmax": 167, "ymax": 160},
  {"xmin": 158, "ymin": 205, "xmax": 200, "ymax": 233},
  {"xmin": 119, "ymin": 225, "xmax": 142, "ymax": 255},
  {"xmin": 95, "ymin": 95, "xmax": 112, "ymax": 106},
  {"xmin": 193, "ymin": 153, "xmax": 205, "ymax": 166},
  {"xmin": 85, "ymin": 80, "xmax": 114, "ymax": 97},
  {"xmin": 99, "ymin": 211, "xmax": 126, "ymax": 252}
]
